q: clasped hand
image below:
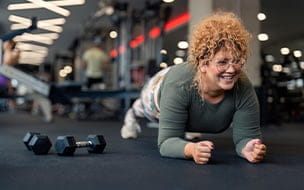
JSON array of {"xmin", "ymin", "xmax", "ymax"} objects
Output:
[
  {"xmin": 241, "ymin": 139, "xmax": 267, "ymax": 163},
  {"xmin": 187, "ymin": 141, "xmax": 214, "ymax": 164}
]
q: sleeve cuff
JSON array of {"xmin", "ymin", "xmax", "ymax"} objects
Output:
[
  {"xmin": 159, "ymin": 137, "xmax": 189, "ymax": 159},
  {"xmin": 235, "ymin": 138, "xmax": 252, "ymax": 158}
]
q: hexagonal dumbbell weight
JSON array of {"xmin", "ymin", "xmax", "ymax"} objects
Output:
[
  {"xmin": 23, "ymin": 132, "xmax": 52, "ymax": 155},
  {"xmin": 23, "ymin": 132, "xmax": 40, "ymax": 150},
  {"xmin": 55, "ymin": 135, "xmax": 106, "ymax": 156}
]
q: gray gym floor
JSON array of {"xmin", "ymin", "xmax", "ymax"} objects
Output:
[{"xmin": 0, "ymin": 112, "xmax": 303, "ymax": 190}]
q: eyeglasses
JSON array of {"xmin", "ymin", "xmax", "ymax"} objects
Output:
[{"xmin": 215, "ymin": 59, "xmax": 245, "ymax": 72}]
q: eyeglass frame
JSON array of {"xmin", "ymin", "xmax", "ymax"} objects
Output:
[
  {"xmin": 214, "ymin": 58, "xmax": 245, "ymax": 72},
  {"xmin": 198, "ymin": 56, "xmax": 245, "ymax": 72}
]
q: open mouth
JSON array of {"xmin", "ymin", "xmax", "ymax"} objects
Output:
[{"xmin": 220, "ymin": 74, "xmax": 236, "ymax": 82}]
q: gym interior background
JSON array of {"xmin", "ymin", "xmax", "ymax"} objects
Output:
[{"xmin": 0, "ymin": 0, "xmax": 303, "ymax": 189}]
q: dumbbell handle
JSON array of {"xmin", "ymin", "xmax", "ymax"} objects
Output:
[{"xmin": 75, "ymin": 141, "xmax": 92, "ymax": 148}]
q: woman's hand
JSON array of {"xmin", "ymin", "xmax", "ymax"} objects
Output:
[
  {"xmin": 184, "ymin": 141, "xmax": 214, "ymax": 164},
  {"xmin": 242, "ymin": 139, "xmax": 267, "ymax": 163}
]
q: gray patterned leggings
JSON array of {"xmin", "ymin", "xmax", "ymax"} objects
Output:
[{"xmin": 125, "ymin": 67, "xmax": 171, "ymax": 124}]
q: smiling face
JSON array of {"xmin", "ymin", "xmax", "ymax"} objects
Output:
[{"xmin": 200, "ymin": 49, "xmax": 244, "ymax": 93}]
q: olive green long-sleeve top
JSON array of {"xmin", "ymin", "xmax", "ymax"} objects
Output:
[{"xmin": 157, "ymin": 63, "xmax": 262, "ymax": 158}]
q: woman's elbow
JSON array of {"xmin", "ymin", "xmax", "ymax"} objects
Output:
[{"xmin": 158, "ymin": 141, "xmax": 166, "ymax": 157}]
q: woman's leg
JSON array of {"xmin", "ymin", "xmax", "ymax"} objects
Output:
[
  {"xmin": 121, "ymin": 98, "xmax": 145, "ymax": 139},
  {"xmin": 121, "ymin": 67, "xmax": 170, "ymax": 139},
  {"xmin": 32, "ymin": 93, "xmax": 53, "ymax": 122}
]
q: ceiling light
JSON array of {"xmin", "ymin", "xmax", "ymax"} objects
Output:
[
  {"xmin": 160, "ymin": 49, "xmax": 167, "ymax": 54},
  {"xmin": 94, "ymin": 6, "xmax": 114, "ymax": 17},
  {"xmin": 176, "ymin": 50, "xmax": 186, "ymax": 57},
  {"xmin": 160, "ymin": 62, "xmax": 168, "ymax": 68},
  {"xmin": 162, "ymin": 0, "xmax": 175, "ymax": 3},
  {"xmin": 14, "ymin": 33, "xmax": 54, "ymax": 45},
  {"xmin": 280, "ymin": 47, "xmax": 290, "ymax": 55},
  {"xmin": 20, "ymin": 51, "xmax": 47, "ymax": 59},
  {"xmin": 109, "ymin": 31, "xmax": 118, "ymax": 39},
  {"xmin": 19, "ymin": 57, "xmax": 45, "ymax": 65},
  {"xmin": 257, "ymin": 13, "xmax": 266, "ymax": 21},
  {"xmin": 291, "ymin": 62, "xmax": 298, "ymax": 69},
  {"xmin": 105, "ymin": 6, "xmax": 114, "ymax": 15},
  {"xmin": 9, "ymin": 15, "xmax": 63, "ymax": 33},
  {"xmin": 11, "ymin": 23, "xmax": 63, "ymax": 33},
  {"xmin": 9, "ymin": 15, "xmax": 65, "ymax": 25},
  {"xmin": 59, "ymin": 70, "xmax": 67, "ymax": 77},
  {"xmin": 272, "ymin": 64, "xmax": 282, "ymax": 72},
  {"xmin": 293, "ymin": 50, "xmax": 302, "ymax": 58},
  {"xmin": 38, "ymin": 33, "xmax": 59, "ymax": 40},
  {"xmin": 16, "ymin": 42, "xmax": 48, "ymax": 53},
  {"xmin": 283, "ymin": 67, "xmax": 290, "ymax": 73},
  {"xmin": 265, "ymin": 55, "xmax": 275, "ymax": 62},
  {"xmin": 300, "ymin": 61, "xmax": 304, "ymax": 69},
  {"xmin": 10, "ymin": 24, "xmax": 29, "ymax": 30},
  {"xmin": 19, "ymin": 59, "xmax": 43, "ymax": 64},
  {"xmin": 173, "ymin": 57, "xmax": 183, "ymax": 64},
  {"xmin": 296, "ymin": 79, "xmax": 303, "ymax": 87},
  {"xmin": 51, "ymin": 0, "xmax": 85, "ymax": 6},
  {"xmin": 267, "ymin": 97, "xmax": 273, "ymax": 103},
  {"xmin": 26, "ymin": 0, "xmax": 70, "ymax": 16},
  {"xmin": 43, "ymin": 18, "xmax": 66, "ymax": 25},
  {"xmin": 8, "ymin": 0, "xmax": 85, "ymax": 10},
  {"xmin": 37, "ymin": 24, "xmax": 63, "ymax": 33},
  {"xmin": 258, "ymin": 33, "xmax": 269, "ymax": 41},
  {"xmin": 8, "ymin": 15, "xmax": 28, "ymax": 23},
  {"xmin": 177, "ymin": 41, "xmax": 188, "ymax": 49},
  {"xmin": 64, "ymin": 66, "xmax": 73, "ymax": 73}
]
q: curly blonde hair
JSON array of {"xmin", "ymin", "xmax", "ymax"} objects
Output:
[{"xmin": 188, "ymin": 12, "xmax": 251, "ymax": 93}]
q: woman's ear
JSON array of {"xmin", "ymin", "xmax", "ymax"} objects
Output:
[{"xmin": 199, "ymin": 60, "xmax": 207, "ymax": 73}]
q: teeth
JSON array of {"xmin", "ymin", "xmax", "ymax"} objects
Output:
[{"xmin": 222, "ymin": 76, "xmax": 233, "ymax": 79}]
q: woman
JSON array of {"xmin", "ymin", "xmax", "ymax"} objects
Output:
[
  {"xmin": 121, "ymin": 12, "xmax": 266, "ymax": 164},
  {"xmin": 0, "ymin": 40, "xmax": 19, "ymax": 99},
  {"xmin": 3, "ymin": 40, "xmax": 19, "ymax": 66},
  {"xmin": 0, "ymin": 40, "xmax": 20, "ymax": 111}
]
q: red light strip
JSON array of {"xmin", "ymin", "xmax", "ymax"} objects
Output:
[
  {"xmin": 110, "ymin": 49, "xmax": 118, "ymax": 58},
  {"xmin": 164, "ymin": 12, "xmax": 190, "ymax": 32},
  {"xmin": 129, "ymin": 34, "xmax": 145, "ymax": 48},
  {"xmin": 149, "ymin": 27, "xmax": 161, "ymax": 38},
  {"xmin": 119, "ymin": 45, "xmax": 126, "ymax": 54}
]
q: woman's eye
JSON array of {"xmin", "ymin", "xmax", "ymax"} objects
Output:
[{"xmin": 217, "ymin": 61, "xmax": 227, "ymax": 65}]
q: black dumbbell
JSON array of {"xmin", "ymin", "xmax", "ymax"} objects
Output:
[
  {"xmin": 55, "ymin": 135, "xmax": 106, "ymax": 156},
  {"xmin": 23, "ymin": 132, "xmax": 40, "ymax": 150},
  {"xmin": 23, "ymin": 132, "xmax": 52, "ymax": 155}
]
